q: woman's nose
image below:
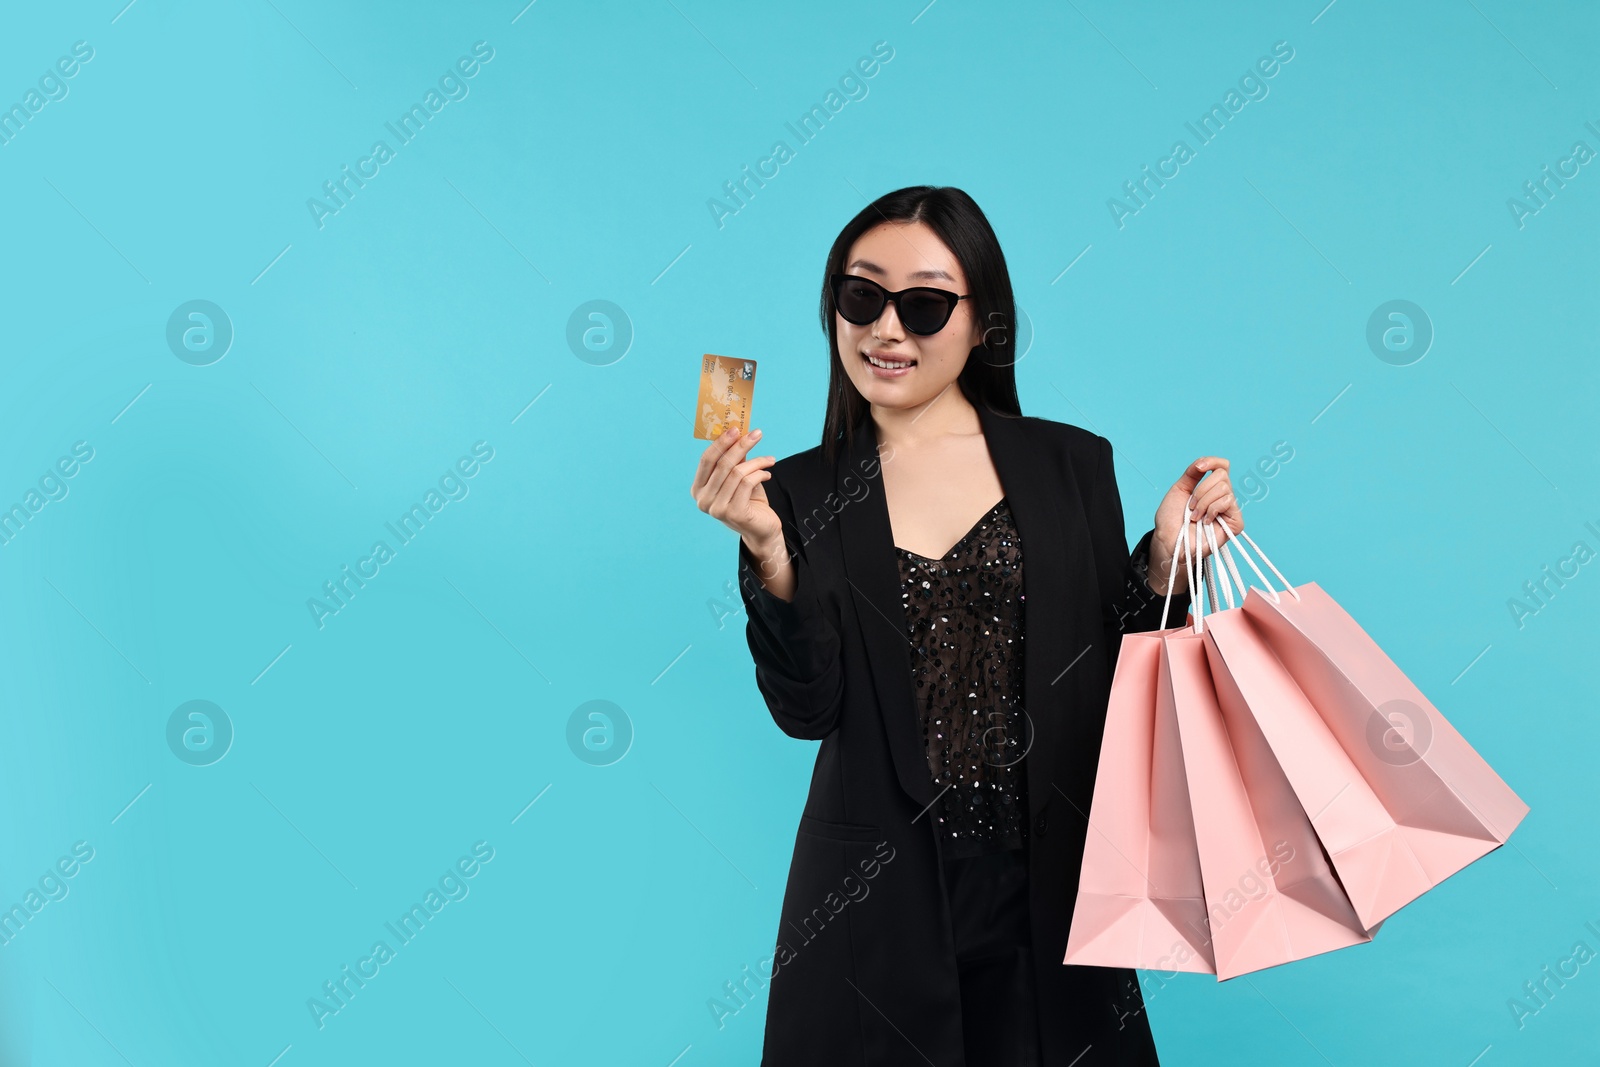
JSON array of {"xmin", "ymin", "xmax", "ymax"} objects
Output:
[{"xmin": 872, "ymin": 300, "xmax": 905, "ymax": 341}]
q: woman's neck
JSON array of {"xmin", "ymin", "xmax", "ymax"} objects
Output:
[{"xmin": 870, "ymin": 386, "xmax": 981, "ymax": 451}]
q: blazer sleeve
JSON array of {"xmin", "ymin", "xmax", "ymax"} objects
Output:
[
  {"xmin": 1088, "ymin": 434, "xmax": 1192, "ymax": 677},
  {"xmin": 735, "ymin": 467, "xmax": 846, "ymax": 741}
]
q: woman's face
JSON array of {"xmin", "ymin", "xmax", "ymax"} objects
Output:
[{"xmin": 835, "ymin": 220, "xmax": 983, "ymax": 410}]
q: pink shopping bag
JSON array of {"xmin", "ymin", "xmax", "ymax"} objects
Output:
[
  {"xmin": 1062, "ymin": 625, "xmax": 1217, "ymax": 976},
  {"xmin": 1205, "ymin": 519, "xmax": 1530, "ymax": 931},
  {"xmin": 1160, "ymin": 528, "xmax": 1373, "ymax": 979},
  {"xmin": 1066, "ymin": 515, "xmax": 1218, "ymax": 973}
]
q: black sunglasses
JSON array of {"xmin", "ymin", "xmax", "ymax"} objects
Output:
[{"xmin": 829, "ymin": 273, "xmax": 970, "ymax": 336}]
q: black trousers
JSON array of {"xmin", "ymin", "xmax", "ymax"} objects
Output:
[{"xmin": 941, "ymin": 842, "xmax": 1045, "ymax": 1067}]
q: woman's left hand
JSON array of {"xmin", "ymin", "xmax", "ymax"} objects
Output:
[{"xmin": 1146, "ymin": 457, "xmax": 1243, "ymax": 594}]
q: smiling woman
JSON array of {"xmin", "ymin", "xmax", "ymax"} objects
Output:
[{"xmin": 693, "ymin": 185, "xmax": 1246, "ymax": 1066}]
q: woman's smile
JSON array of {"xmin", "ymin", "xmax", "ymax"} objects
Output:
[{"xmin": 863, "ymin": 347, "xmax": 917, "ymax": 377}]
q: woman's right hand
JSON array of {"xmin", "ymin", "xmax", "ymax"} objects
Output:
[{"xmin": 692, "ymin": 426, "xmax": 781, "ymax": 550}]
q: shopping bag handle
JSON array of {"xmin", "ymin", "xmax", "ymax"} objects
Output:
[
  {"xmin": 1157, "ymin": 507, "xmax": 1241, "ymax": 632},
  {"xmin": 1157, "ymin": 503, "xmax": 1193, "ymax": 631},
  {"xmin": 1156, "ymin": 508, "xmax": 1293, "ymax": 632},
  {"xmin": 1214, "ymin": 517, "xmax": 1300, "ymax": 604},
  {"xmin": 1186, "ymin": 520, "xmax": 1235, "ymax": 634},
  {"xmin": 1201, "ymin": 520, "xmax": 1247, "ymax": 610},
  {"xmin": 1155, "ymin": 508, "xmax": 1218, "ymax": 634},
  {"xmin": 1189, "ymin": 517, "xmax": 1211, "ymax": 632}
]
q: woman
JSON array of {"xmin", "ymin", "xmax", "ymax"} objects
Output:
[{"xmin": 691, "ymin": 186, "xmax": 1242, "ymax": 1066}]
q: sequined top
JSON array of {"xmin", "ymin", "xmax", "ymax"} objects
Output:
[{"xmin": 895, "ymin": 497, "xmax": 1028, "ymax": 859}]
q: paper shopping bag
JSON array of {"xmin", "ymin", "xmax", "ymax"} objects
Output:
[
  {"xmin": 1164, "ymin": 627, "xmax": 1374, "ymax": 979},
  {"xmin": 1063, "ymin": 628, "xmax": 1216, "ymax": 976},
  {"xmin": 1222, "ymin": 581, "xmax": 1530, "ymax": 930},
  {"xmin": 1199, "ymin": 517, "xmax": 1530, "ymax": 931}
]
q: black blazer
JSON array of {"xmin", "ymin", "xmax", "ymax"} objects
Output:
[{"xmin": 736, "ymin": 403, "xmax": 1192, "ymax": 1066}]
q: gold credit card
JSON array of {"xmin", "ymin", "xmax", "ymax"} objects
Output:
[{"xmin": 694, "ymin": 354, "xmax": 757, "ymax": 440}]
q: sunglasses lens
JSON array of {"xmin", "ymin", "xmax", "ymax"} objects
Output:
[
  {"xmin": 834, "ymin": 277, "xmax": 884, "ymax": 325},
  {"xmin": 900, "ymin": 290, "xmax": 953, "ymax": 335}
]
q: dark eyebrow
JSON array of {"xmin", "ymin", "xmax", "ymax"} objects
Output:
[{"xmin": 845, "ymin": 258, "xmax": 956, "ymax": 283}]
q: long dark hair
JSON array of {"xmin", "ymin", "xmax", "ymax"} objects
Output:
[{"xmin": 818, "ymin": 185, "xmax": 1022, "ymax": 465}]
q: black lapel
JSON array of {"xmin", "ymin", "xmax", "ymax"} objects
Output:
[
  {"xmin": 833, "ymin": 404, "xmax": 1090, "ymax": 821},
  {"xmin": 834, "ymin": 413, "xmax": 938, "ymax": 811}
]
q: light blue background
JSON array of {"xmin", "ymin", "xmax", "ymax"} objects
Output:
[{"xmin": 0, "ymin": 1, "xmax": 1594, "ymax": 1064}]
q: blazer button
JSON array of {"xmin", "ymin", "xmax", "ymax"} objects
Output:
[{"xmin": 1034, "ymin": 812, "xmax": 1048, "ymax": 837}]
